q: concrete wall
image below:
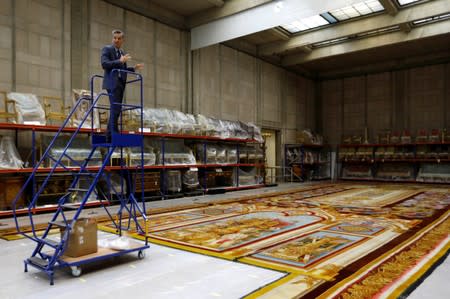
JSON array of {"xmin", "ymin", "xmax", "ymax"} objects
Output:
[
  {"xmin": 321, "ymin": 63, "xmax": 450, "ymax": 145},
  {"xmin": 192, "ymin": 44, "xmax": 315, "ymax": 144},
  {"xmin": 3, "ymin": 0, "xmax": 187, "ymax": 111},
  {"xmin": 2, "ymin": 0, "xmax": 68, "ymax": 98}
]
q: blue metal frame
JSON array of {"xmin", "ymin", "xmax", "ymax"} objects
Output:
[{"xmin": 12, "ymin": 69, "xmax": 148, "ymax": 285}]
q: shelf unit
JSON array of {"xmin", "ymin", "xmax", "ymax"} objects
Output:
[
  {"xmin": 337, "ymin": 142, "xmax": 450, "ymax": 183},
  {"xmin": 284, "ymin": 144, "xmax": 331, "ymax": 182},
  {"xmin": 0, "ymin": 123, "xmax": 265, "ymax": 217}
]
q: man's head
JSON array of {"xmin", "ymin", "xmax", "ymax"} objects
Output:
[{"xmin": 112, "ymin": 29, "xmax": 124, "ymax": 49}]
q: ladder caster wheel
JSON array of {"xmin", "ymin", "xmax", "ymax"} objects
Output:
[
  {"xmin": 138, "ymin": 250, "xmax": 145, "ymax": 260},
  {"xmin": 70, "ymin": 266, "xmax": 82, "ymax": 277}
]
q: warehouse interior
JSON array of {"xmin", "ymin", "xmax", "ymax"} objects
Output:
[{"xmin": 0, "ymin": 0, "xmax": 449, "ymax": 298}]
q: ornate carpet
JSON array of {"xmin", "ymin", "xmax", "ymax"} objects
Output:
[{"xmin": 99, "ymin": 183, "xmax": 449, "ymax": 298}]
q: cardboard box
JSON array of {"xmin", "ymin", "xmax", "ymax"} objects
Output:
[{"xmin": 62, "ymin": 218, "xmax": 98, "ymax": 257}]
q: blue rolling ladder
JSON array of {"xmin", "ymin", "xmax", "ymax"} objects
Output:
[{"xmin": 11, "ymin": 70, "xmax": 149, "ymax": 285}]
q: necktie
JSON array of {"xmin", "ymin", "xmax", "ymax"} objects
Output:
[{"xmin": 117, "ymin": 49, "xmax": 122, "ymax": 78}]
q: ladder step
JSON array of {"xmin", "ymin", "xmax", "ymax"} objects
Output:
[
  {"xmin": 48, "ymin": 220, "xmax": 68, "ymax": 228},
  {"xmin": 41, "ymin": 238, "xmax": 60, "ymax": 248},
  {"xmin": 68, "ymin": 188, "xmax": 90, "ymax": 192},
  {"xmin": 28, "ymin": 256, "xmax": 49, "ymax": 268},
  {"xmin": 61, "ymin": 204, "xmax": 80, "ymax": 210}
]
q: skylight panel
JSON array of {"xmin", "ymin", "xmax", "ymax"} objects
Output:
[
  {"xmin": 330, "ymin": 0, "xmax": 384, "ymax": 21},
  {"xmin": 398, "ymin": 0, "xmax": 421, "ymax": 5},
  {"xmin": 281, "ymin": 15, "xmax": 330, "ymax": 33}
]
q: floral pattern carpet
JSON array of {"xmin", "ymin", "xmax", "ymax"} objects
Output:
[{"xmin": 99, "ymin": 183, "xmax": 450, "ymax": 298}]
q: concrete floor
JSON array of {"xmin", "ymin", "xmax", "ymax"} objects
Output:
[{"xmin": 0, "ymin": 183, "xmax": 448, "ymax": 298}]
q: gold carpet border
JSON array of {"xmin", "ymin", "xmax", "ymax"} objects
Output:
[
  {"xmin": 317, "ymin": 210, "xmax": 450, "ymax": 299},
  {"xmin": 385, "ymin": 239, "xmax": 449, "ymax": 299}
]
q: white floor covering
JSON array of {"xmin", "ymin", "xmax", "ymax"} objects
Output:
[{"xmin": 0, "ymin": 232, "xmax": 285, "ymax": 299}]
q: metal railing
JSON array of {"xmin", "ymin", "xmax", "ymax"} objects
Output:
[{"xmin": 265, "ymin": 165, "xmax": 303, "ymax": 184}]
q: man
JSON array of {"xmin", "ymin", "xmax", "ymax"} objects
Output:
[{"xmin": 101, "ymin": 29, "xmax": 143, "ymax": 142}]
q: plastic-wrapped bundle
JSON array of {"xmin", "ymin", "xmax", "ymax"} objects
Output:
[
  {"xmin": 234, "ymin": 122, "xmax": 250, "ymax": 139},
  {"xmin": 182, "ymin": 169, "xmax": 199, "ymax": 191},
  {"xmin": 171, "ymin": 110, "xmax": 200, "ymax": 135},
  {"xmin": 226, "ymin": 146, "xmax": 238, "ymax": 164},
  {"xmin": 216, "ymin": 146, "xmax": 227, "ymax": 164},
  {"xmin": 72, "ymin": 89, "xmax": 100, "ymax": 129},
  {"xmin": 247, "ymin": 122, "xmax": 263, "ymax": 143},
  {"xmin": 238, "ymin": 168, "xmax": 260, "ymax": 186},
  {"xmin": 167, "ymin": 170, "xmax": 181, "ymax": 192},
  {"xmin": 7, "ymin": 92, "xmax": 46, "ymax": 125},
  {"xmin": 129, "ymin": 147, "xmax": 156, "ymax": 166},
  {"xmin": 48, "ymin": 148, "xmax": 102, "ymax": 167},
  {"xmin": 196, "ymin": 144, "xmax": 216, "ymax": 164},
  {"xmin": 197, "ymin": 114, "xmax": 224, "ymax": 137},
  {"xmin": 144, "ymin": 108, "xmax": 173, "ymax": 133},
  {"xmin": 0, "ymin": 136, "xmax": 23, "ymax": 169}
]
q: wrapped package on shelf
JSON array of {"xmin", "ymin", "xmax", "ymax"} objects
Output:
[
  {"xmin": 0, "ymin": 136, "xmax": 24, "ymax": 169},
  {"xmin": 161, "ymin": 140, "xmax": 196, "ymax": 165},
  {"xmin": 417, "ymin": 163, "xmax": 450, "ymax": 183},
  {"xmin": 238, "ymin": 167, "xmax": 260, "ymax": 186},
  {"xmin": 72, "ymin": 89, "xmax": 100, "ymax": 129},
  {"xmin": 235, "ymin": 122, "xmax": 250, "ymax": 140},
  {"xmin": 226, "ymin": 146, "xmax": 238, "ymax": 164},
  {"xmin": 375, "ymin": 163, "xmax": 414, "ymax": 180},
  {"xmin": 216, "ymin": 146, "xmax": 227, "ymax": 164},
  {"xmin": 166, "ymin": 170, "xmax": 182, "ymax": 192},
  {"xmin": 7, "ymin": 92, "xmax": 46, "ymax": 125},
  {"xmin": 42, "ymin": 135, "xmax": 102, "ymax": 167},
  {"xmin": 182, "ymin": 169, "xmax": 200, "ymax": 191},
  {"xmin": 171, "ymin": 110, "xmax": 200, "ymax": 135},
  {"xmin": 47, "ymin": 147, "xmax": 102, "ymax": 168},
  {"xmin": 247, "ymin": 122, "xmax": 263, "ymax": 142},
  {"xmin": 196, "ymin": 144, "xmax": 216, "ymax": 164},
  {"xmin": 128, "ymin": 146, "xmax": 156, "ymax": 166},
  {"xmin": 197, "ymin": 114, "xmax": 223, "ymax": 137},
  {"xmin": 144, "ymin": 108, "xmax": 173, "ymax": 133}
]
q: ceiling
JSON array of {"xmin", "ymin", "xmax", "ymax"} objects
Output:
[{"xmin": 107, "ymin": 0, "xmax": 450, "ymax": 79}]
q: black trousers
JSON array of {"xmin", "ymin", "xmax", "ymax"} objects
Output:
[{"xmin": 106, "ymin": 82, "xmax": 125, "ymax": 138}]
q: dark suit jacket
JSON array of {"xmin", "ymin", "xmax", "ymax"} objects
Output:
[{"xmin": 101, "ymin": 45, "xmax": 135, "ymax": 90}]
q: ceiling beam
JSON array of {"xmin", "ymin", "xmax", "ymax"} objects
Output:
[
  {"xmin": 281, "ymin": 20, "xmax": 450, "ymax": 66},
  {"xmin": 269, "ymin": 28, "xmax": 290, "ymax": 41},
  {"xmin": 188, "ymin": 0, "xmax": 273, "ymax": 28},
  {"xmin": 378, "ymin": 0, "xmax": 399, "ymax": 15},
  {"xmin": 103, "ymin": 0, "xmax": 186, "ymax": 30},
  {"xmin": 259, "ymin": 0, "xmax": 448, "ymax": 56},
  {"xmin": 191, "ymin": 0, "xmax": 365, "ymax": 50}
]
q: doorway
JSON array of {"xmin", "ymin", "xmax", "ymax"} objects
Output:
[{"xmin": 262, "ymin": 129, "xmax": 277, "ymax": 185}]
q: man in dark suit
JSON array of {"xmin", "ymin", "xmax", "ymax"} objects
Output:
[{"xmin": 101, "ymin": 29, "xmax": 143, "ymax": 142}]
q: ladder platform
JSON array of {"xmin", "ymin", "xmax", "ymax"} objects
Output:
[
  {"xmin": 92, "ymin": 133, "xmax": 143, "ymax": 147},
  {"xmin": 28, "ymin": 256, "xmax": 49, "ymax": 268}
]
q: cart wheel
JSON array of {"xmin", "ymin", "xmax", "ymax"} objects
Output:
[
  {"xmin": 138, "ymin": 250, "xmax": 145, "ymax": 260},
  {"xmin": 70, "ymin": 266, "xmax": 82, "ymax": 277}
]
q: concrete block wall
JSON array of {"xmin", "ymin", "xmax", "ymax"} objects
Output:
[
  {"xmin": 0, "ymin": 0, "xmax": 13, "ymax": 91},
  {"xmin": 193, "ymin": 44, "xmax": 315, "ymax": 144},
  {"xmin": 10, "ymin": 0, "xmax": 66, "ymax": 98},
  {"xmin": 321, "ymin": 63, "xmax": 450, "ymax": 145}
]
